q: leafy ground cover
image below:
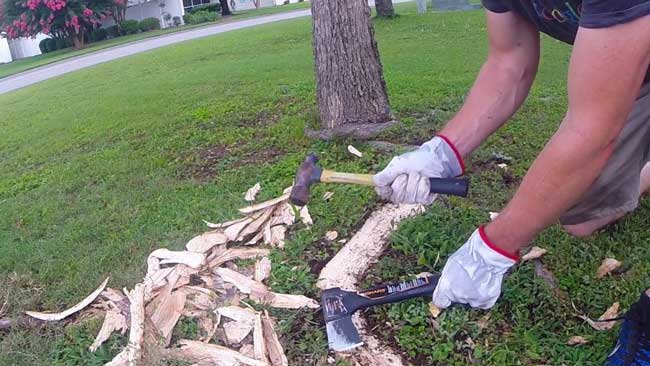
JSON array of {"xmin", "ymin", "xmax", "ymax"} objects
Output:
[
  {"xmin": 1, "ymin": 2, "xmax": 648, "ymax": 366},
  {"xmin": 0, "ymin": 1, "xmax": 310, "ymax": 79}
]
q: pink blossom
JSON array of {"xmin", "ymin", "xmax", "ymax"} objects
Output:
[{"xmin": 83, "ymin": 8, "xmax": 93, "ymax": 17}]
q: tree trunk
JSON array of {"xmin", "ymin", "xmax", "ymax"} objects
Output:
[
  {"xmin": 219, "ymin": 0, "xmax": 231, "ymax": 15},
  {"xmin": 375, "ymin": 0, "xmax": 395, "ymax": 17},
  {"xmin": 310, "ymin": 0, "xmax": 393, "ymax": 137}
]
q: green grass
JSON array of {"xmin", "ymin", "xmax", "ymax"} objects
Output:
[
  {"xmin": 1, "ymin": 2, "xmax": 649, "ymax": 365},
  {"xmin": 0, "ymin": 1, "xmax": 311, "ymax": 79}
]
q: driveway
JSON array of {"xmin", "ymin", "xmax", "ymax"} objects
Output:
[{"xmin": 0, "ymin": 0, "xmax": 414, "ymax": 95}]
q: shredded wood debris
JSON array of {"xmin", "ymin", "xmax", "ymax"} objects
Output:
[
  {"xmin": 325, "ymin": 231, "xmax": 338, "ymax": 241},
  {"xmin": 347, "ymin": 145, "xmax": 363, "ymax": 158},
  {"xmin": 323, "ymin": 191, "xmax": 334, "ymax": 201},
  {"xmin": 521, "ymin": 246, "xmax": 547, "ymax": 262},
  {"xmin": 254, "ymin": 258, "xmax": 272, "ymax": 283},
  {"xmin": 262, "ymin": 310, "xmax": 288, "ymax": 366},
  {"xmin": 489, "ymin": 211, "xmax": 500, "ymax": 221},
  {"xmin": 428, "ymin": 303, "xmax": 442, "ymax": 318},
  {"xmin": 245, "ymin": 182, "xmax": 262, "ymax": 202},
  {"xmin": 33, "ymin": 185, "xmax": 320, "ymax": 364},
  {"xmin": 567, "ymin": 336, "xmax": 589, "ymax": 346},
  {"xmin": 496, "ymin": 163, "xmax": 508, "ymax": 170},
  {"xmin": 26, "ymin": 277, "xmax": 109, "ymax": 322},
  {"xmin": 597, "ymin": 258, "xmax": 622, "ymax": 278}
]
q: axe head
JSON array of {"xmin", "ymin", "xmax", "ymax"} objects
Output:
[{"xmin": 321, "ymin": 288, "xmax": 364, "ymax": 351}]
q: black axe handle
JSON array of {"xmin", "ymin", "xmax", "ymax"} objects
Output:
[
  {"xmin": 428, "ymin": 177, "xmax": 469, "ymax": 197},
  {"xmin": 353, "ymin": 275, "xmax": 440, "ymax": 311}
]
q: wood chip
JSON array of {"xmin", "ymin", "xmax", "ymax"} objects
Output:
[
  {"xmin": 347, "ymin": 145, "xmax": 363, "ymax": 158},
  {"xmin": 239, "ymin": 344, "xmax": 255, "ymax": 358},
  {"xmin": 579, "ymin": 302, "xmax": 620, "ymax": 331},
  {"xmin": 521, "ymin": 246, "xmax": 547, "ymax": 262},
  {"xmin": 428, "ymin": 303, "xmax": 442, "ymax": 318},
  {"xmin": 254, "ymin": 257, "xmax": 272, "ymax": 283},
  {"xmin": 223, "ymin": 320, "xmax": 254, "ymax": 344},
  {"xmin": 239, "ymin": 193, "xmax": 290, "ymax": 214},
  {"xmin": 150, "ymin": 290, "xmax": 186, "ymax": 346},
  {"xmin": 299, "ymin": 206, "xmax": 313, "ymax": 226},
  {"xmin": 253, "ymin": 313, "xmax": 268, "ymax": 362},
  {"xmin": 497, "ymin": 163, "xmax": 508, "ymax": 170},
  {"xmin": 245, "ymin": 182, "xmax": 262, "ymax": 202},
  {"xmin": 597, "ymin": 258, "xmax": 622, "ymax": 278},
  {"xmin": 144, "ymin": 267, "xmax": 175, "ymax": 293},
  {"xmin": 26, "ymin": 277, "xmax": 109, "ymax": 322},
  {"xmin": 216, "ymin": 306, "xmax": 257, "ymax": 325},
  {"xmin": 325, "ymin": 231, "xmax": 338, "ymax": 241},
  {"xmin": 236, "ymin": 208, "xmax": 274, "ymax": 242},
  {"xmin": 269, "ymin": 226, "xmax": 286, "ymax": 248},
  {"xmin": 186, "ymin": 231, "xmax": 229, "ymax": 253},
  {"xmin": 106, "ymin": 284, "xmax": 145, "ymax": 366},
  {"xmin": 268, "ymin": 204, "xmax": 295, "ymax": 226},
  {"xmin": 209, "ymin": 248, "xmax": 270, "ymax": 268},
  {"xmin": 168, "ymin": 339, "xmax": 267, "ymax": 366},
  {"xmin": 489, "ymin": 211, "xmax": 499, "ymax": 221},
  {"xmin": 252, "ymin": 292, "xmax": 319, "ymax": 309},
  {"xmin": 567, "ymin": 336, "xmax": 589, "ymax": 346},
  {"xmin": 204, "ymin": 217, "xmax": 248, "ymax": 229},
  {"xmin": 262, "ymin": 311, "xmax": 288, "ymax": 366},
  {"xmin": 323, "ymin": 191, "xmax": 334, "ymax": 201},
  {"xmin": 149, "ymin": 249, "xmax": 205, "ymax": 269},
  {"xmin": 89, "ymin": 308, "xmax": 128, "ymax": 352},
  {"xmin": 214, "ymin": 268, "xmax": 268, "ymax": 295},
  {"xmin": 224, "ymin": 217, "xmax": 255, "ymax": 241}
]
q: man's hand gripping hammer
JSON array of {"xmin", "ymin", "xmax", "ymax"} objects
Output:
[{"xmin": 289, "ymin": 153, "xmax": 469, "ymax": 206}]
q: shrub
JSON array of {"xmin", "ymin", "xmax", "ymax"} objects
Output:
[
  {"xmin": 54, "ymin": 38, "xmax": 67, "ymax": 50},
  {"xmin": 172, "ymin": 16, "xmax": 182, "ymax": 27},
  {"xmin": 139, "ymin": 17, "xmax": 161, "ymax": 31},
  {"xmin": 90, "ymin": 28, "xmax": 108, "ymax": 42},
  {"xmin": 188, "ymin": 3, "xmax": 220, "ymax": 14},
  {"xmin": 183, "ymin": 10, "xmax": 218, "ymax": 24},
  {"xmin": 106, "ymin": 25, "xmax": 120, "ymax": 38},
  {"xmin": 120, "ymin": 19, "xmax": 140, "ymax": 35},
  {"xmin": 39, "ymin": 38, "xmax": 50, "ymax": 53}
]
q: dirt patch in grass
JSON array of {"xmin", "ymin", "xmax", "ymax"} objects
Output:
[{"xmin": 184, "ymin": 143, "xmax": 286, "ymax": 181}]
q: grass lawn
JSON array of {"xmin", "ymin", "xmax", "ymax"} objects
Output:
[
  {"xmin": 1, "ymin": 2, "xmax": 649, "ymax": 365},
  {"xmin": 0, "ymin": 1, "xmax": 311, "ymax": 80}
]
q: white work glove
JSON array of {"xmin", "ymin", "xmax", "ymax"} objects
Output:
[
  {"xmin": 432, "ymin": 227, "xmax": 518, "ymax": 310},
  {"xmin": 373, "ymin": 135, "xmax": 464, "ymax": 204}
]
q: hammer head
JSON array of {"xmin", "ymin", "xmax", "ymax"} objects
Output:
[{"xmin": 289, "ymin": 153, "xmax": 323, "ymax": 206}]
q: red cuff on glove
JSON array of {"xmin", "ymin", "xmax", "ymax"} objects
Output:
[
  {"xmin": 436, "ymin": 134, "xmax": 466, "ymax": 175},
  {"xmin": 479, "ymin": 226, "xmax": 519, "ymax": 261}
]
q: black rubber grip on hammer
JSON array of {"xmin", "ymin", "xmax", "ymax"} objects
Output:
[{"xmin": 428, "ymin": 177, "xmax": 469, "ymax": 197}]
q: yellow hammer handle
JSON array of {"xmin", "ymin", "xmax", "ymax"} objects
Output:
[{"xmin": 321, "ymin": 170, "xmax": 375, "ymax": 186}]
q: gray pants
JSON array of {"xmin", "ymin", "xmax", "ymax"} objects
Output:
[{"xmin": 560, "ymin": 83, "xmax": 650, "ymax": 225}]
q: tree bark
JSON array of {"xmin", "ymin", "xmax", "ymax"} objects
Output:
[
  {"xmin": 311, "ymin": 0, "xmax": 392, "ymax": 134},
  {"xmin": 375, "ymin": 0, "xmax": 395, "ymax": 17},
  {"xmin": 219, "ymin": 0, "xmax": 231, "ymax": 15}
]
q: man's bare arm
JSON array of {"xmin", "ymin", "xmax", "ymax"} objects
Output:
[
  {"xmin": 485, "ymin": 16, "xmax": 650, "ymax": 253},
  {"xmin": 440, "ymin": 10, "xmax": 540, "ymax": 156}
]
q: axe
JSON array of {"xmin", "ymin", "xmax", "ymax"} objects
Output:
[{"xmin": 321, "ymin": 275, "xmax": 439, "ymax": 352}]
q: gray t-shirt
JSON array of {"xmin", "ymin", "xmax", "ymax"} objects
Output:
[{"xmin": 481, "ymin": 0, "xmax": 650, "ymax": 44}]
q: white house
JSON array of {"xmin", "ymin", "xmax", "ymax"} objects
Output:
[{"xmin": 0, "ymin": 33, "xmax": 49, "ymax": 63}]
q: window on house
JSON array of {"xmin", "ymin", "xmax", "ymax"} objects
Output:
[{"xmin": 184, "ymin": 0, "xmax": 211, "ymax": 10}]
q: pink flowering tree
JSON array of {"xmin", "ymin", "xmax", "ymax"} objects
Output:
[{"xmin": 2, "ymin": 0, "xmax": 112, "ymax": 49}]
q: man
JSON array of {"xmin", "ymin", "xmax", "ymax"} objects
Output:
[{"xmin": 374, "ymin": 1, "xmax": 650, "ymax": 364}]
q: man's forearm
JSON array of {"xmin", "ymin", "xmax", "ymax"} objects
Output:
[
  {"xmin": 440, "ymin": 53, "xmax": 537, "ymax": 157},
  {"xmin": 484, "ymin": 117, "xmax": 619, "ymax": 252}
]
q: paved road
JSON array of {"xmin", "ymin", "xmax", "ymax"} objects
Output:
[
  {"xmin": 0, "ymin": 0, "xmax": 414, "ymax": 95},
  {"xmin": 0, "ymin": 10, "xmax": 311, "ymax": 95}
]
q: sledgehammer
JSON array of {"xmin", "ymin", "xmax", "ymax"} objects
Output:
[{"xmin": 288, "ymin": 153, "xmax": 469, "ymax": 206}]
